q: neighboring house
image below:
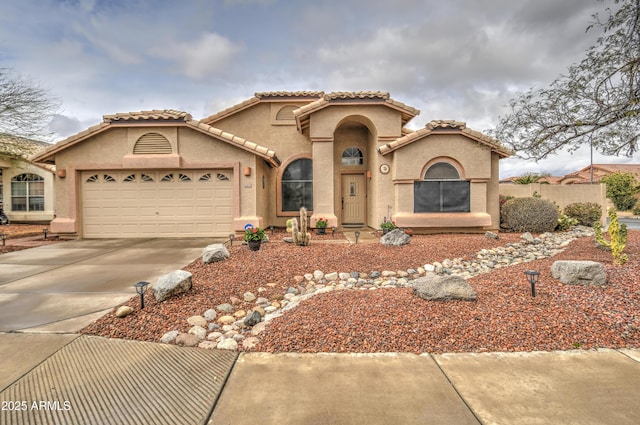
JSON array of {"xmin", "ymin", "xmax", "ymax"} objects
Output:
[
  {"xmin": 0, "ymin": 133, "xmax": 55, "ymax": 223},
  {"xmin": 501, "ymin": 164, "xmax": 640, "ymax": 185},
  {"xmin": 31, "ymin": 91, "xmax": 512, "ymax": 239}
]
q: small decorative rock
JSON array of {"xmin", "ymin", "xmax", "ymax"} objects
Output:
[
  {"xmin": 218, "ymin": 315, "xmax": 235, "ymax": 325},
  {"xmin": 243, "ymin": 291, "xmax": 256, "ymax": 302},
  {"xmin": 244, "ymin": 310, "xmax": 262, "ymax": 327},
  {"xmin": 242, "ymin": 337, "xmax": 260, "ymax": 350},
  {"xmin": 521, "ymin": 232, "xmax": 535, "ymax": 244},
  {"xmin": 160, "ymin": 330, "xmax": 179, "ymax": 344},
  {"xmin": 115, "ymin": 306, "xmax": 133, "ymax": 318},
  {"xmin": 188, "ymin": 325, "xmax": 207, "ymax": 340},
  {"xmin": 202, "ymin": 243, "xmax": 230, "ymax": 264},
  {"xmin": 233, "ymin": 310, "xmax": 247, "ymax": 319},
  {"xmin": 217, "ymin": 303, "xmax": 234, "ymax": 313},
  {"xmin": 380, "ymin": 228, "xmax": 411, "ymax": 246},
  {"xmin": 187, "ymin": 315, "xmax": 207, "ymax": 328},
  {"xmin": 412, "ymin": 274, "xmax": 477, "ymax": 301},
  {"xmin": 485, "ymin": 231, "xmax": 499, "ymax": 239},
  {"xmin": 198, "ymin": 341, "xmax": 218, "ymax": 350},
  {"xmin": 204, "ymin": 309, "xmax": 217, "ymax": 321},
  {"xmin": 217, "ymin": 339, "xmax": 238, "ymax": 350},
  {"xmin": 551, "ymin": 260, "xmax": 606, "ymax": 286},
  {"xmin": 175, "ymin": 333, "xmax": 201, "ymax": 347},
  {"xmin": 152, "ymin": 270, "xmax": 193, "ymax": 302}
]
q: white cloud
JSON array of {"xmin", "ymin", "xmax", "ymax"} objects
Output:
[{"xmin": 149, "ymin": 32, "xmax": 244, "ymax": 79}]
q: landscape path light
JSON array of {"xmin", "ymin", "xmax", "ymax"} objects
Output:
[
  {"xmin": 354, "ymin": 230, "xmax": 360, "ymax": 244},
  {"xmin": 42, "ymin": 228, "xmax": 48, "ymax": 240},
  {"xmin": 524, "ymin": 270, "xmax": 540, "ymax": 297},
  {"xmin": 133, "ymin": 281, "xmax": 150, "ymax": 309},
  {"xmin": 1, "ymin": 233, "xmax": 6, "ymax": 246},
  {"xmin": 331, "ymin": 226, "xmax": 336, "ymax": 238},
  {"xmin": 229, "ymin": 233, "xmax": 235, "ymax": 246}
]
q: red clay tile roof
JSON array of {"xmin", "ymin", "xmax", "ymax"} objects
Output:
[
  {"xmin": 378, "ymin": 120, "xmax": 513, "ymax": 157},
  {"xmin": 0, "ymin": 133, "xmax": 50, "ymax": 159},
  {"xmin": 103, "ymin": 110, "xmax": 192, "ymax": 122},
  {"xmin": 294, "ymin": 91, "xmax": 420, "ymax": 132},
  {"xmin": 31, "ymin": 110, "xmax": 279, "ymax": 166}
]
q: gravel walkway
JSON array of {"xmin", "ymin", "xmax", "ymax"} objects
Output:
[{"xmin": 82, "ymin": 230, "xmax": 640, "ymax": 353}]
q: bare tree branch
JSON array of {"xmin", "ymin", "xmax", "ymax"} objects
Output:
[
  {"xmin": 0, "ymin": 67, "xmax": 60, "ymax": 140},
  {"xmin": 493, "ymin": 0, "xmax": 640, "ymax": 160}
]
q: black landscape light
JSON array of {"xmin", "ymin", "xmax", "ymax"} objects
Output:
[
  {"xmin": 42, "ymin": 228, "xmax": 48, "ymax": 240},
  {"xmin": 524, "ymin": 270, "xmax": 540, "ymax": 297},
  {"xmin": 354, "ymin": 230, "xmax": 360, "ymax": 244},
  {"xmin": 269, "ymin": 225, "xmax": 275, "ymax": 235},
  {"xmin": 1, "ymin": 233, "xmax": 6, "ymax": 246},
  {"xmin": 229, "ymin": 233, "xmax": 235, "ymax": 246},
  {"xmin": 331, "ymin": 226, "xmax": 336, "ymax": 238},
  {"xmin": 133, "ymin": 281, "xmax": 150, "ymax": 309}
]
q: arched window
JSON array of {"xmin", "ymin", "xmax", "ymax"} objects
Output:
[
  {"xmin": 11, "ymin": 173, "xmax": 45, "ymax": 212},
  {"xmin": 341, "ymin": 147, "xmax": 363, "ymax": 166},
  {"xmin": 282, "ymin": 158, "xmax": 313, "ymax": 211},
  {"xmin": 424, "ymin": 162, "xmax": 460, "ymax": 180},
  {"xmin": 414, "ymin": 162, "xmax": 469, "ymax": 213}
]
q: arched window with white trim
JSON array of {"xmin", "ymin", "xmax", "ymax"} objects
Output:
[{"xmin": 11, "ymin": 173, "xmax": 45, "ymax": 212}]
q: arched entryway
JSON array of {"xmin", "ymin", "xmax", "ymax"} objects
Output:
[{"xmin": 333, "ymin": 117, "xmax": 376, "ymax": 226}]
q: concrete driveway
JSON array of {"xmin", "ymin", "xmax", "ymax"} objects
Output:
[{"xmin": 0, "ymin": 238, "xmax": 216, "ymax": 333}]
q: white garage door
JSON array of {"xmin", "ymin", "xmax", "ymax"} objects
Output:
[{"xmin": 81, "ymin": 170, "xmax": 233, "ymax": 238}]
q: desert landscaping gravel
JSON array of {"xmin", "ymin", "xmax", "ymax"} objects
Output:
[{"xmin": 81, "ymin": 230, "xmax": 640, "ymax": 353}]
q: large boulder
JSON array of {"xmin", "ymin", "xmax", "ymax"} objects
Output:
[
  {"xmin": 202, "ymin": 244, "xmax": 230, "ymax": 264},
  {"xmin": 381, "ymin": 228, "xmax": 411, "ymax": 246},
  {"xmin": 412, "ymin": 274, "xmax": 477, "ymax": 301},
  {"xmin": 152, "ymin": 270, "xmax": 193, "ymax": 302},
  {"xmin": 551, "ymin": 261, "xmax": 606, "ymax": 286}
]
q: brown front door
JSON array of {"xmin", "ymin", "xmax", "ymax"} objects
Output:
[{"xmin": 341, "ymin": 174, "xmax": 365, "ymax": 224}]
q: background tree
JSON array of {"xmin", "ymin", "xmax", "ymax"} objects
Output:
[
  {"xmin": 513, "ymin": 172, "xmax": 551, "ymax": 184},
  {"xmin": 600, "ymin": 171, "xmax": 639, "ymax": 209},
  {"xmin": 0, "ymin": 67, "xmax": 59, "ymax": 140},
  {"xmin": 493, "ymin": 0, "xmax": 640, "ymax": 160}
]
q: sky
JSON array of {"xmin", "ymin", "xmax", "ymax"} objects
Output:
[{"xmin": 1, "ymin": 0, "xmax": 637, "ymax": 178}]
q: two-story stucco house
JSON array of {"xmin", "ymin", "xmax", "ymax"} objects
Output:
[{"xmin": 31, "ymin": 91, "xmax": 512, "ymax": 238}]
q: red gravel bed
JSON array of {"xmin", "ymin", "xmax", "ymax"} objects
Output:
[{"xmin": 81, "ymin": 231, "xmax": 640, "ymax": 353}]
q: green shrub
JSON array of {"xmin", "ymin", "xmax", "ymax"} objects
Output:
[
  {"xmin": 501, "ymin": 197, "xmax": 559, "ymax": 233},
  {"xmin": 563, "ymin": 202, "xmax": 603, "ymax": 226},
  {"xmin": 633, "ymin": 206, "xmax": 640, "ymax": 216},
  {"xmin": 556, "ymin": 213, "xmax": 578, "ymax": 231}
]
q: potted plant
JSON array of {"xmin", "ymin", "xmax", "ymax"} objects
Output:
[
  {"xmin": 244, "ymin": 225, "xmax": 266, "ymax": 251},
  {"xmin": 315, "ymin": 217, "xmax": 328, "ymax": 235},
  {"xmin": 380, "ymin": 220, "xmax": 396, "ymax": 234}
]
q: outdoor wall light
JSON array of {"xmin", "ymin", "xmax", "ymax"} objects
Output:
[
  {"xmin": 229, "ymin": 233, "xmax": 236, "ymax": 246},
  {"xmin": 243, "ymin": 166, "xmax": 252, "ymax": 176},
  {"xmin": 133, "ymin": 281, "xmax": 150, "ymax": 309},
  {"xmin": 42, "ymin": 228, "xmax": 48, "ymax": 240},
  {"xmin": 1, "ymin": 233, "xmax": 6, "ymax": 246},
  {"xmin": 524, "ymin": 270, "xmax": 540, "ymax": 297},
  {"xmin": 354, "ymin": 230, "xmax": 360, "ymax": 244}
]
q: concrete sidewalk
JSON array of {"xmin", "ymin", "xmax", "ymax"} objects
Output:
[{"xmin": 1, "ymin": 333, "xmax": 638, "ymax": 425}]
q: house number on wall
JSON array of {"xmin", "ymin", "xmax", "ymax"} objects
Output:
[{"xmin": 379, "ymin": 164, "xmax": 390, "ymax": 174}]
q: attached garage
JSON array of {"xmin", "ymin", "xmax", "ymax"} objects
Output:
[{"xmin": 81, "ymin": 169, "xmax": 233, "ymax": 238}]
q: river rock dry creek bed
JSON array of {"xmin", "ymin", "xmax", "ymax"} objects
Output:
[{"xmin": 81, "ymin": 229, "xmax": 640, "ymax": 354}]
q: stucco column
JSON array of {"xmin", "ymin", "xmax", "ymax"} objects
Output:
[{"xmin": 311, "ymin": 139, "xmax": 337, "ymax": 228}]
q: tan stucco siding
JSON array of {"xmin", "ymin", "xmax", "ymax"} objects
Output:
[
  {"xmin": 309, "ymin": 105, "xmax": 398, "ymax": 140},
  {"xmin": 388, "ymin": 133, "xmax": 498, "ymax": 231}
]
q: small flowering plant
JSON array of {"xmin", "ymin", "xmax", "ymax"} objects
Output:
[
  {"xmin": 244, "ymin": 225, "xmax": 266, "ymax": 242},
  {"xmin": 380, "ymin": 220, "xmax": 396, "ymax": 230},
  {"xmin": 315, "ymin": 217, "xmax": 328, "ymax": 228}
]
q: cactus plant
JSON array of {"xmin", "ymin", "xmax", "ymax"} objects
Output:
[
  {"xmin": 291, "ymin": 207, "xmax": 311, "ymax": 246},
  {"xmin": 594, "ymin": 208, "xmax": 628, "ymax": 265}
]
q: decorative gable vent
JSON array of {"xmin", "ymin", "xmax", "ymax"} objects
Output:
[
  {"xmin": 276, "ymin": 105, "xmax": 297, "ymax": 121},
  {"xmin": 133, "ymin": 133, "xmax": 172, "ymax": 154}
]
